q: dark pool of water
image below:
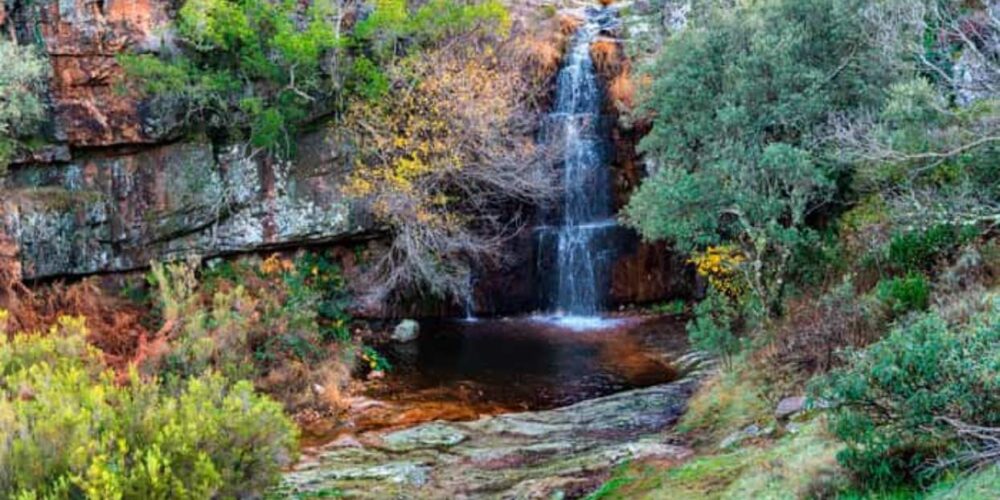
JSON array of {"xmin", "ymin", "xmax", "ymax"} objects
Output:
[{"xmin": 366, "ymin": 315, "xmax": 689, "ymax": 412}]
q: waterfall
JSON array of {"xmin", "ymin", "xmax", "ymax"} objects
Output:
[
  {"xmin": 462, "ymin": 274, "xmax": 478, "ymax": 322},
  {"xmin": 538, "ymin": 7, "xmax": 618, "ymax": 321}
]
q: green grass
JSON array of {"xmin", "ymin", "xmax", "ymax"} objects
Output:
[
  {"xmin": 649, "ymin": 299, "xmax": 687, "ymax": 315},
  {"xmin": 676, "ymin": 367, "xmax": 773, "ymax": 445},
  {"xmin": 587, "ymin": 420, "xmax": 999, "ymax": 499},
  {"xmin": 925, "ymin": 467, "xmax": 1000, "ymax": 500},
  {"xmin": 585, "ymin": 421, "xmax": 843, "ymax": 499}
]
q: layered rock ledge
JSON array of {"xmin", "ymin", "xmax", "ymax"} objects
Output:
[{"xmin": 280, "ymin": 373, "xmax": 704, "ymax": 499}]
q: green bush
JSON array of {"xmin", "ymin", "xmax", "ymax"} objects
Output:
[
  {"xmin": 875, "ymin": 272, "xmax": 931, "ymax": 315},
  {"xmin": 353, "ymin": 0, "xmax": 510, "ymax": 62},
  {"xmin": 887, "ymin": 225, "xmax": 975, "ymax": 274},
  {"xmin": 0, "ymin": 40, "xmax": 48, "ymax": 175},
  {"xmin": 121, "ymin": 0, "xmax": 338, "ymax": 156},
  {"xmin": 687, "ymin": 289, "xmax": 743, "ymax": 369},
  {"xmin": 816, "ymin": 300, "xmax": 1000, "ymax": 488},
  {"xmin": 0, "ymin": 316, "xmax": 298, "ymax": 498}
]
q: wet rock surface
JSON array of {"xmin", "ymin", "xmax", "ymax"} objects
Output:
[
  {"xmin": 281, "ymin": 377, "xmax": 702, "ymax": 499},
  {"xmin": 1, "ymin": 133, "xmax": 363, "ymax": 279}
]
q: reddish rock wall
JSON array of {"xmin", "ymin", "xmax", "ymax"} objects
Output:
[{"xmin": 9, "ymin": 0, "xmax": 176, "ymax": 147}]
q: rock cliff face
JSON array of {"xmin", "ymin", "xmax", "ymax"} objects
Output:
[
  {"xmin": 2, "ymin": 1, "xmax": 366, "ymax": 280},
  {"xmin": 9, "ymin": 0, "xmax": 175, "ymax": 147},
  {"xmin": 1, "ymin": 0, "xmax": 691, "ymax": 315},
  {"xmin": 1, "ymin": 134, "xmax": 364, "ymax": 278}
]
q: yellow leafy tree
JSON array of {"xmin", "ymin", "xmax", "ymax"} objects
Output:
[{"xmin": 341, "ymin": 45, "xmax": 556, "ymax": 302}]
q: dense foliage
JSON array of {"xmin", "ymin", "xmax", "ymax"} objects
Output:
[
  {"xmin": 341, "ymin": 45, "xmax": 554, "ymax": 301},
  {"xmin": 818, "ymin": 300, "xmax": 1000, "ymax": 487},
  {"xmin": 121, "ymin": 0, "xmax": 339, "ymax": 156},
  {"xmin": 624, "ymin": 0, "xmax": 906, "ymax": 319},
  {"xmin": 144, "ymin": 252, "xmax": 361, "ymax": 412},
  {"xmin": 0, "ymin": 315, "xmax": 297, "ymax": 498},
  {"xmin": 621, "ymin": 0, "xmax": 1000, "ymax": 493},
  {"xmin": 336, "ymin": 0, "xmax": 554, "ymax": 303},
  {"xmin": 0, "ymin": 39, "xmax": 47, "ymax": 175}
]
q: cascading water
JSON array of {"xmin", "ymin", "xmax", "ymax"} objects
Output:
[{"xmin": 536, "ymin": 7, "xmax": 619, "ymax": 325}]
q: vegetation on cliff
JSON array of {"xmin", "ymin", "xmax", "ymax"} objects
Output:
[
  {"xmin": 0, "ymin": 39, "xmax": 47, "ymax": 176},
  {"xmin": 123, "ymin": 0, "xmax": 556, "ymax": 304}
]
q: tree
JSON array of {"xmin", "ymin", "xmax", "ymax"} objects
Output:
[
  {"xmin": 341, "ymin": 44, "xmax": 555, "ymax": 303},
  {"xmin": 0, "ymin": 39, "xmax": 47, "ymax": 176},
  {"xmin": 120, "ymin": 0, "xmax": 340, "ymax": 157},
  {"xmin": 624, "ymin": 0, "xmax": 902, "ymax": 317},
  {"xmin": 627, "ymin": 143, "xmax": 832, "ymax": 318},
  {"xmin": 829, "ymin": 0, "xmax": 1000, "ymax": 230}
]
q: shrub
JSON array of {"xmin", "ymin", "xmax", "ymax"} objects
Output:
[
  {"xmin": 145, "ymin": 252, "xmax": 358, "ymax": 412},
  {"xmin": 775, "ymin": 278, "xmax": 888, "ymax": 375},
  {"xmin": 887, "ymin": 225, "xmax": 974, "ymax": 274},
  {"xmin": 686, "ymin": 289, "xmax": 743, "ymax": 369},
  {"xmin": 875, "ymin": 272, "xmax": 931, "ymax": 315},
  {"xmin": 353, "ymin": 0, "xmax": 510, "ymax": 62},
  {"xmin": 121, "ymin": 0, "xmax": 338, "ymax": 156},
  {"xmin": 0, "ymin": 40, "xmax": 48, "ymax": 175},
  {"xmin": 340, "ymin": 45, "xmax": 555, "ymax": 302},
  {"xmin": 0, "ymin": 317, "xmax": 298, "ymax": 498},
  {"xmin": 816, "ymin": 299, "xmax": 1000, "ymax": 488},
  {"xmin": 649, "ymin": 299, "xmax": 686, "ymax": 315}
]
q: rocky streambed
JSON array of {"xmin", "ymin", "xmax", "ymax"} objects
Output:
[{"xmin": 280, "ymin": 349, "xmax": 712, "ymax": 499}]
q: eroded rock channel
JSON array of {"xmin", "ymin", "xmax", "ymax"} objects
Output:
[{"xmin": 281, "ymin": 317, "xmax": 711, "ymax": 499}]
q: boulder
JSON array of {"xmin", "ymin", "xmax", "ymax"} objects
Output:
[
  {"xmin": 391, "ymin": 319, "xmax": 420, "ymax": 343},
  {"xmin": 775, "ymin": 396, "xmax": 808, "ymax": 420}
]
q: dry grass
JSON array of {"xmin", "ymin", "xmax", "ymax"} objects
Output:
[
  {"xmin": 609, "ymin": 71, "xmax": 635, "ymax": 110},
  {"xmin": 517, "ymin": 36, "xmax": 564, "ymax": 79},
  {"xmin": 590, "ymin": 38, "xmax": 621, "ymax": 77},
  {"xmin": 258, "ymin": 352, "xmax": 353, "ymax": 414},
  {"xmin": 507, "ymin": 11, "xmax": 585, "ymax": 90},
  {"xmin": 0, "ymin": 276, "xmax": 153, "ymax": 374},
  {"xmin": 557, "ymin": 13, "xmax": 584, "ymax": 35}
]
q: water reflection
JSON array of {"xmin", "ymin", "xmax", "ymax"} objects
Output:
[{"xmin": 369, "ymin": 315, "xmax": 688, "ymax": 411}]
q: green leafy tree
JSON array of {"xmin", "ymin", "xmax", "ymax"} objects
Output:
[
  {"xmin": 353, "ymin": 0, "xmax": 510, "ymax": 63},
  {"xmin": 0, "ymin": 40, "xmax": 47, "ymax": 176},
  {"xmin": 121, "ymin": 0, "xmax": 339, "ymax": 156},
  {"xmin": 624, "ymin": 0, "xmax": 903, "ymax": 317},
  {"xmin": 626, "ymin": 143, "xmax": 832, "ymax": 317}
]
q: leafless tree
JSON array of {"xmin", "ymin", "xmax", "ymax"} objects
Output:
[
  {"xmin": 932, "ymin": 417, "xmax": 1000, "ymax": 472},
  {"xmin": 824, "ymin": 1, "xmax": 1000, "ymax": 228},
  {"xmin": 342, "ymin": 45, "xmax": 560, "ymax": 306}
]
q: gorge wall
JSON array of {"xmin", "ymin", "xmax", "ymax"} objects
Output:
[
  {"xmin": 1, "ymin": 0, "xmax": 369, "ymax": 281},
  {"xmin": 0, "ymin": 0, "xmax": 694, "ymax": 316}
]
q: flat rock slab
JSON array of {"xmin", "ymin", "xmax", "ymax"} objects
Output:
[{"xmin": 280, "ymin": 377, "xmax": 699, "ymax": 499}]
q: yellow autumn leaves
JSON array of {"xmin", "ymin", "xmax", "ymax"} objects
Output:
[
  {"xmin": 689, "ymin": 246, "xmax": 746, "ymax": 298},
  {"xmin": 342, "ymin": 49, "xmax": 517, "ymax": 231}
]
